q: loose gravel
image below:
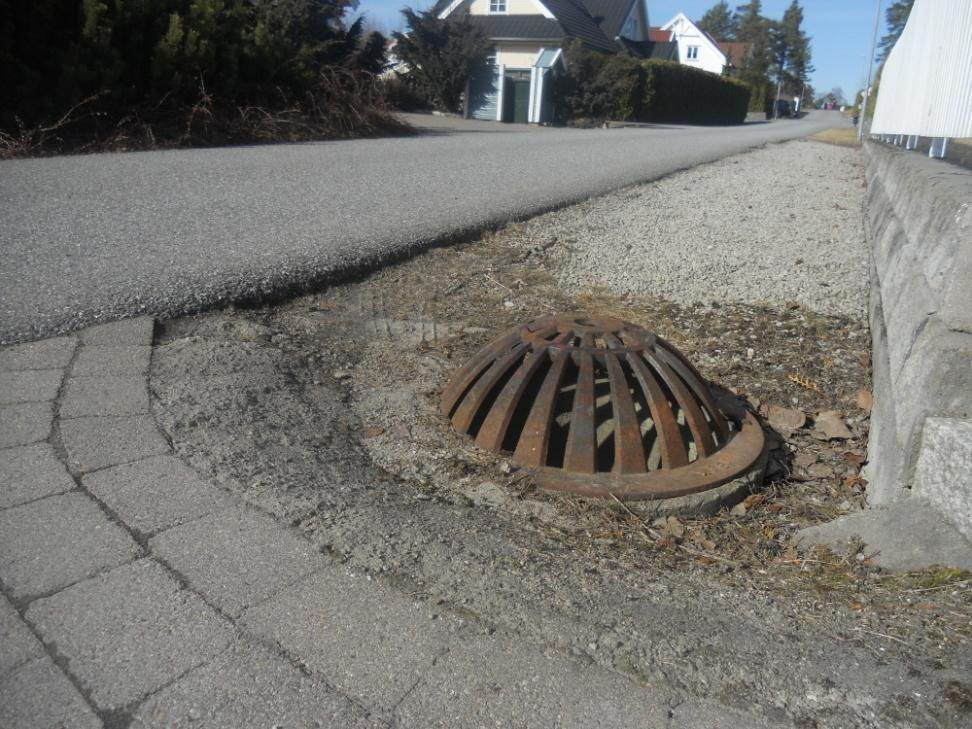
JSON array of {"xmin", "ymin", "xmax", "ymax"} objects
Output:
[{"xmin": 505, "ymin": 139, "xmax": 868, "ymax": 319}]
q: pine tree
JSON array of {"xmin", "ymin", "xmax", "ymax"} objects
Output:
[
  {"xmin": 770, "ymin": 1, "xmax": 811, "ymax": 90},
  {"xmin": 697, "ymin": 1, "xmax": 735, "ymax": 41},
  {"xmin": 733, "ymin": 1, "xmax": 766, "ymax": 45},
  {"xmin": 393, "ymin": 8, "xmax": 491, "ymax": 113},
  {"xmin": 877, "ymin": 0, "xmax": 914, "ymax": 62},
  {"xmin": 732, "ymin": 1, "xmax": 771, "ymax": 110}
]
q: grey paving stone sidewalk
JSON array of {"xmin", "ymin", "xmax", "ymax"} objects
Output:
[{"xmin": 0, "ymin": 318, "xmax": 784, "ymax": 728}]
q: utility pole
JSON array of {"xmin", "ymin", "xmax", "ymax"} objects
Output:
[{"xmin": 859, "ymin": 0, "xmax": 883, "ymax": 140}]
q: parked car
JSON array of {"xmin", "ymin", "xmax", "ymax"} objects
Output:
[{"xmin": 769, "ymin": 99, "xmax": 792, "ymax": 119}]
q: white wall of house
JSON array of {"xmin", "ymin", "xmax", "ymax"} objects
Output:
[
  {"xmin": 495, "ymin": 43, "xmax": 546, "ymax": 68},
  {"xmin": 662, "ymin": 13, "xmax": 726, "ymax": 75}
]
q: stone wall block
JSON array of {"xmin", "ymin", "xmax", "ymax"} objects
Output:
[
  {"xmin": 863, "ymin": 141, "xmax": 972, "ymax": 535},
  {"xmin": 912, "ymin": 418, "xmax": 972, "ymax": 541}
]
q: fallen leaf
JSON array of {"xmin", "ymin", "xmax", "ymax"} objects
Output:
[
  {"xmin": 665, "ymin": 516, "xmax": 684, "ymax": 538},
  {"xmin": 762, "ymin": 404, "xmax": 806, "ymax": 435},
  {"xmin": 766, "ymin": 503, "xmax": 785, "ymax": 513},
  {"xmin": 793, "ymin": 452, "xmax": 818, "ymax": 468},
  {"xmin": 730, "ymin": 502, "xmax": 747, "ymax": 516},
  {"xmin": 363, "ymin": 426, "xmax": 386, "ymax": 438},
  {"xmin": 813, "ymin": 410, "xmax": 853, "ymax": 440},
  {"xmin": 696, "ymin": 556, "xmax": 715, "ymax": 566},
  {"xmin": 807, "ymin": 462, "xmax": 834, "ymax": 480},
  {"xmin": 743, "ymin": 494, "xmax": 764, "ymax": 509},
  {"xmin": 687, "ymin": 529, "xmax": 716, "ymax": 551},
  {"xmin": 850, "ymin": 602, "xmax": 866, "ymax": 612},
  {"xmin": 856, "ymin": 389, "xmax": 873, "ymax": 412},
  {"xmin": 843, "ymin": 451, "xmax": 866, "ymax": 468}
]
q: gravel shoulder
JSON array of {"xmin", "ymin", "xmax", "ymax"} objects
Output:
[
  {"xmin": 504, "ymin": 138, "xmax": 868, "ymax": 318},
  {"xmin": 149, "ymin": 139, "xmax": 972, "ymax": 728}
]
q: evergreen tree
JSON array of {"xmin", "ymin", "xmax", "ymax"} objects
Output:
[
  {"xmin": 0, "ymin": 1, "xmax": 393, "ymax": 146},
  {"xmin": 770, "ymin": 1, "xmax": 811, "ymax": 91},
  {"xmin": 732, "ymin": 1, "xmax": 771, "ymax": 110},
  {"xmin": 392, "ymin": 8, "xmax": 490, "ymax": 113},
  {"xmin": 733, "ymin": 1, "xmax": 766, "ymax": 45},
  {"xmin": 877, "ymin": 0, "xmax": 914, "ymax": 62},
  {"xmin": 697, "ymin": 1, "xmax": 735, "ymax": 41}
]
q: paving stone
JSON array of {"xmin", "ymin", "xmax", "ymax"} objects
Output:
[
  {"xmin": 0, "ymin": 443, "xmax": 75, "ymax": 509},
  {"xmin": 395, "ymin": 635, "xmax": 671, "ymax": 729},
  {"xmin": 0, "ymin": 402, "xmax": 52, "ymax": 448},
  {"xmin": 60, "ymin": 415, "xmax": 169, "ymax": 473},
  {"xmin": 0, "ymin": 657, "xmax": 102, "ymax": 729},
  {"xmin": 0, "ymin": 493, "xmax": 141, "ymax": 599},
  {"xmin": 0, "ymin": 337, "xmax": 76, "ymax": 371},
  {"xmin": 79, "ymin": 318, "xmax": 154, "ymax": 346},
  {"xmin": 72, "ymin": 346, "xmax": 151, "ymax": 377},
  {"xmin": 0, "ymin": 595, "xmax": 44, "ymax": 678},
  {"xmin": 241, "ymin": 569, "xmax": 463, "ymax": 712},
  {"xmin": 0, "ymin": 369, "xmax": 63, "ymax": 404},
  {"xmin": 61, "ymin": 377, "xmax": 149, "ymax": 418},
  {"xmin": 131, "ymin": 640, "xmax": 380, "ymax": 729},
  {"xmin": 150, "ymin": 506, "xmax": 326, "ymax": 618},
  {"xmin": 26, "ymin": 559, "xmax": 234, "ymax": 712},
  {"xmin": 85, "ymin": 455, "xmax": 230, "ymax": 536}
]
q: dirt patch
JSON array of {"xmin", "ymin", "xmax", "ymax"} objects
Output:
[{"xmin": 152, "ymin": 230, "xmax": 971, "ymax": 728}]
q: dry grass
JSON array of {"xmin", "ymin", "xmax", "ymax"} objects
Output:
[{"xmin": 810, "ymin": 127, "xmax": 861, "ymax": 147}]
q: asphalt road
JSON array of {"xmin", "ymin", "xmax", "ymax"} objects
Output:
[{"xmin": 0, "ymin": 111, "xmax": 845, "ymax": 343}]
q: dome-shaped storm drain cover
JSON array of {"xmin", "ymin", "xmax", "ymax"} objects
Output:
[{"xmin": 441, "ymin": 314, "xmax": 765, "ymax": 500}]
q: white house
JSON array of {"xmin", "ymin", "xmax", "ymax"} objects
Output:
[
  {"xmin": 660, "ymin": 12, "xmax": 727, "ymax": 75},
  {"xmin": 432, "ymin": 0, "xmax": 677, "ymax": 123}
]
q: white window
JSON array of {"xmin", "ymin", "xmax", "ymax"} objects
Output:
[
  {"xmin": 686, "ymin": 46, "xmax": 699, "ymax": 60},
  {"xmin": 489, "ymin": 0, "xmax": 507, "ymax": 13}
]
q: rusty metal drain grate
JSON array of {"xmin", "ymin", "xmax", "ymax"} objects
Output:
[{"xmin": 441, "ymin": 313, "xmax": 765, "ymax": 500}]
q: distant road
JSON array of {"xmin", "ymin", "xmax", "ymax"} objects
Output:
[{"xmin": 0, "ymin": 111, "xmax": 846, "ymax": 342}]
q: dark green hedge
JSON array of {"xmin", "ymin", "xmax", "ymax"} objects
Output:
[
  {"xmin": 641, "ymin": 61, "xmax": 750, "ymax": 125},
  {"xmin": 557, "ymin": 45, "xmax": 750, "ymax": 126}
]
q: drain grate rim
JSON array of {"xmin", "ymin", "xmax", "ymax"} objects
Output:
[{"xmin": 442, "ymin": 313, "xmax": 766, "ymax": 501}]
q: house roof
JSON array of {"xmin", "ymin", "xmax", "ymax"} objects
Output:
[
  {"xmin": 467, "ymin": 15, "xmax": 564, "ymax": 41},
  {"xmin": 716, "ymin": 42, "xmax": 750, "ymax": 67},
  {"xmin": 647, "ymin": 27, "xmax": 674, "ymax": 42},
  {"xmin": 618, "ymin": 38, "xmax": 679, "ymax": 61},
  {"xmin": 434, "ymin": 0, "xmax": 640, "ymax": 54}
]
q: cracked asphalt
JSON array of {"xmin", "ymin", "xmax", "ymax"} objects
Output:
[{"xmin": 0, "ymin": 111, "xmax": 845, "ymax": 343}]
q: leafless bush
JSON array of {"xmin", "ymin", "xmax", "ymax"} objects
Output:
[
  {"xmin": 0, "ymin": 94, "xmax": 105, "ymax": 159},
  {"xmin": 0, "ymin": 69, "xmax": 410, "ymax": 158}
]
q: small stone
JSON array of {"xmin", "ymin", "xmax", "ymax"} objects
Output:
[{"xmin": 332, "ymin": 370, "xmax": 351, "ymax": 380}]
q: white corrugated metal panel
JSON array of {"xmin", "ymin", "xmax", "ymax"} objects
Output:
[{"xmin": 871, "ymin": 0, "xmax": 972, "ymax": 138}]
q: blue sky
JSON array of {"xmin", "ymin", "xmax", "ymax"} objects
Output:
[{"xmin": 353, "ymin": 0, "xmax": 890, "ymax": 102}]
